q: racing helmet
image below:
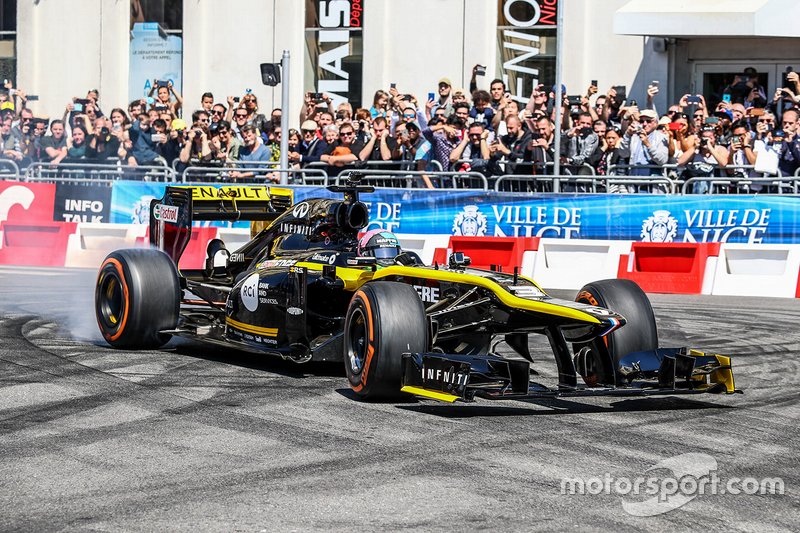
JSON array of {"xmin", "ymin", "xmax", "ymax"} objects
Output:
[{"xmin": 357, "ymin": 229, "xmax": 402, "ymax": 262}]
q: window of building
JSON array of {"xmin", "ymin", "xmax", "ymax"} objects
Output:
[{"xmin": 0, "ymin": 0, "xmax": 16, "ymax": 86}]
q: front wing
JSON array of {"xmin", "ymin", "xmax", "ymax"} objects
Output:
[{"xmin": 400, "ymin": 348, "xmax": 739, "ymax": 403}]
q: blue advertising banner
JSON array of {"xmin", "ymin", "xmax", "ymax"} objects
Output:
[
  {"xmin": 129, "ymin": 22, "xmax": 183, "ymax": 102},
  {"xmin": 110, "ymin": 181, "xmax": 800, "ymax": 243}
]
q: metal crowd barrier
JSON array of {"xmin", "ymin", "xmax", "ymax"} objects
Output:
[
  {"xmin": 339, "ymin": 169, "xmax": 488, "ymax": 190},
  {"xmin": 0, "ymin": 159, "xmax": 21, "ymax": 180},
  {"xmin": 681, "ymin": 164, "xmax": 799, "ymax": 194},
  {"xmin": 24, "ymin": 161, "xmax": 176, "ymax": 184},
  {"xmin": 180, "ymin": 162, "xmax": 328, "ymax": 186}
]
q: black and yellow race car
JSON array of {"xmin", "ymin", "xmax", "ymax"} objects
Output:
[{"xmin": 94, "ymin": 178, "xmax": 738, "ymax": 403}]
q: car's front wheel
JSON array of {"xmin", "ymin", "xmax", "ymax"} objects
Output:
[
  {"xmin": 344, "ymin": 282, "xmax": 428, "ymax": 400},
  {"xmin": 95, "ymin": 249, "xmax": 180, "ymax": 349},
  {"xmin": 574, "ymin": 279, "xmax": 658, "ymax": 385}
]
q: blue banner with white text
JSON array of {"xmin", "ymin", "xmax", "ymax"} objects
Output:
[{"xmin": 110, "ymin": 181, "xmax": 800, "ymax": 243}]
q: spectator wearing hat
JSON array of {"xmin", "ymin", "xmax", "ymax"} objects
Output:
[
  {"xmin": 290, "ymin": 119, "xmax": 327, "ymax": 167},
  {"xmin": 433, "ymin": 77, "xmax": 454, "ymax": 118},
  {"xmin": 617, "ymin": 108, "xmax": 669, "ymax": 191}
]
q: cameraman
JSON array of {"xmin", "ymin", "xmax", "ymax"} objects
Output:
[
  {"xmin": 677, "ymin": 126, "xmax": 729, "ymax": 193},
  {"xmin": 561, "ymin": 112, "xmax": 599, "ymax": 174},
  {"xmin": 617, "ymin": 109, "xmax": 669, "ymax": 192},
  {"xmin": 86, "ymin": 116, "xmax": 123, "ymax": 163}
]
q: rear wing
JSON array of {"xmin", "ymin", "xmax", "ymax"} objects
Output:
[{"xmin": 149, "ymin": 185, "xmax": 294, "ymax": 266}]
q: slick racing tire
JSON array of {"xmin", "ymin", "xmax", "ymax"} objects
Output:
[
  {"xmin": 344, "ymin": 282, "xmax": 428, "ymax": 401},
  {"xmin": 95, "ymin": 249, "xmax": 180, "ymax": 349},
  {"xmin": 574, "ymin": 279, "xmax": 658, "ymax": 380}
]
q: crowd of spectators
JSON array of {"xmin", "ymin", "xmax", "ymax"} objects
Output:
[{"xmin": 2, "ymin": 64, "xmax": 800, "ymax": 192}]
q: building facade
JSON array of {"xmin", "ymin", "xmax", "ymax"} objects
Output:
[{"xmin": 8, "ymin": 0, "xmax": 800, "ymax": 122}]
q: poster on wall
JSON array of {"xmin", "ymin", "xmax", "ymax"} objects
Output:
[
  {"xmin": 497, "ymin": 0, "xmax": 558, "ymax": 104},
  {"xmin": 304, "ymin": 0, "xmax": 364, "ymax": 107},
  {"xmin": 128, "ymin": 22, "xmax": 183, "ymax": 103}
]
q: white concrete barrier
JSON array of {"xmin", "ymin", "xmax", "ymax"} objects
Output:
[
  {"xmin": 396, "ymin": 233, "xmax": 451, "ymax": 265},
  {"xmin": 216, "ymin": 227, "xmax": 252, "ymax": 252},
  {"xmin": 65, "ymin": 223, "xmax": 148, "ymax": 268},
  {"xmin": 711, "ymin": 243, "xmax": 800, "ymax": 298},
  {"xmin": 530, "ymin": 239, "xmax": 633, "ymax": 290}
]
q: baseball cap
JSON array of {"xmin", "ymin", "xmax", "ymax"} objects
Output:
[
  {"xmin": 658, "ymin": 115, "xmax": 671, "ymax": 126},
  {"xmin": 714, "ymin": 109, "xmax": 733, "ymax": 120},
  {"xmin": 453, "ymin": 87, "xmax": 467, "ymax": 97},
  {"xmin": 639, "ymin": 109, "xmax": 658, "ymax": 121},
  {"xmin": 743, "ymin": 67, "xmax": 758, "ymax": 77},
  {"xmin": 0, "ymin": 102, "xmax": 14, "ymax": 111},
  {"xmin": 406, "ymin": 121, "xmax": 420, "ymax": 132},
  {"xmin": 301, "ymin": 119, "xmax": 318, "ymax": 131},
  {"xmin": 438, "ymin": 77, "xmax": 452, "ymax": 87},
  {"xmin": 171, "ymin": 118, "xmax": 186, "ymax": 131}
]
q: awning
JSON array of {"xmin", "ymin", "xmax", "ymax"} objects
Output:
[{"xmin": 614, "ymin": 0, "xmax": 800, "ymax": 38}]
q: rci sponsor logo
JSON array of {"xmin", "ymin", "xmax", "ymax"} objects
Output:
[{"xmin": 241, "ymin": 273, "xmax": 259, "ymax": 312}]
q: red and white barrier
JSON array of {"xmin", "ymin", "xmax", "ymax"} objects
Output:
[
  {"xmin": 617, "ymin": 242, "xmax": 721, "ymax": 295},
  {"xmin": 65, "ymin": 223, "xmax": 148, "ymax": 269},
  {"xmin": 396, "ymin": 233, "xmax": 451, "ymax": 265},
  {"xmin": 710, "ymin": 243, "xmax": 800, "ymax": 298},
  {"xmin": 216, "ymin": 227, "xmax": 252, "ymax": 253},
  {"xmin": 530, "ymin": 239, "xmax": 633, "ymax": 290},
  {"xmin": 432, "ymin": 236, "xmax": 540, "ymax": 272},
  {"xmin": 0, "ymin": 221, "xmax": 78, "ymax": 267}
]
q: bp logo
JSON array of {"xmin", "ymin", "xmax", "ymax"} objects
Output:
[
  {"xmin": 452, "ymin": 205, "xmax": 488, "ymax": 236},
  {"xmin": 641, "ymin": 210, "xmax": 678, "ymax": 242}
]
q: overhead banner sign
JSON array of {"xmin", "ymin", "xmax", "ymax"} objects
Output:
[
  {"xmin": 305, "ymin": 0, "xmax": 364, "ymax": 108},
  {"xmin": 129, "ymin": 22, "xmax": 183, "ymax": 102},
  {"xmin": 109, "ymin": 180, "xmax": 800, "ymax": 244},
  {"xmin": 497, "ymin": 0, "xmax": 558, "ymax": 104}
]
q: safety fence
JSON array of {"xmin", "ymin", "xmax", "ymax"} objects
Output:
[{"xmin": 3, "ymin": 159, "xmax": 800, "ymax": 194}]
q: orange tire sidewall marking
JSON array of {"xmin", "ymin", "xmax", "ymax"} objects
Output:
[
  {"xmin": 351, "ymin": 290, "xmax": 375, "ymax": 391},
  {"xmin": 576, "ymin": 290, "xmax": 609, "ymax": 347},
  {"xmin": 98, "ymin": 257, "xmax": 130, "ymax": 342}
]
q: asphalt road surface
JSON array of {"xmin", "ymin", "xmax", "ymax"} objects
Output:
[{"xmin": 0, "ymin": 266, "xmax": 797, "ymax": 531}]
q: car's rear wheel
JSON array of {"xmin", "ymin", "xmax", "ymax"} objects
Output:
[
  {"xmin": 344, "ymin": 282, "xmax": 428, "ymax": 400},
  {"xmin": 95, "ymin": 249, "xmax": 180, "ymax": 349}
]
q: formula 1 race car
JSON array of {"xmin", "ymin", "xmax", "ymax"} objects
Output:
[{"xmin": 94, "ymin": 177, "xmax": 738, "ymax": 402}]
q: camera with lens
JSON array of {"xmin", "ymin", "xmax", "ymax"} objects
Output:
[
  {"xmin": 335, "ymin": 111, "xmax": 346, "ymax": 120},
  {"xmin": 99, "ymin": 127, "xmax": 110, "ymax": 137},
  {"xmin": 700, "ymin": 137, "xmax": 709, "ymax": 148}
]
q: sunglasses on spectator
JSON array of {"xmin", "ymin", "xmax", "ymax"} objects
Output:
[
  {"xmin": 198, "ymin": 118, "xmax": 209, "ymax": 123},
  {"xmin": 340, "ymin": 131, "xmax": 354, "ymax": 137},
  {"xmin": 235, "ymin": 113, "xmax": 248, "ymax": 118},
  {"xmin": 403, "ymin": 113, "xmax": 415, "ymax": 119},
  {"xmin": 693, "ymin": 113, "xmax": 703, "ymax": 118},
  {"xmin": 639, "ymin": 117, "xmax": 654, "ymax": 123},
  {"xmin": 212, "ymin": 110, "xmax": 224, "ymax": 115},
  {"xmin": 758, "ymin": 118, "xmax": 774, "ymax": 123}
]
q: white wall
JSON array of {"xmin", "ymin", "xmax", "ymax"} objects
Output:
[
  {"xmin": 18, "ymin": 0, "xmax": 129, "ymax": 122},
  {"xmin": 183, "ymin": 0, "xmax": 305, "ymax": 121},
  {"xmin": 362, "ymin": 0, "xmax": 496, "ymax": 108}
]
